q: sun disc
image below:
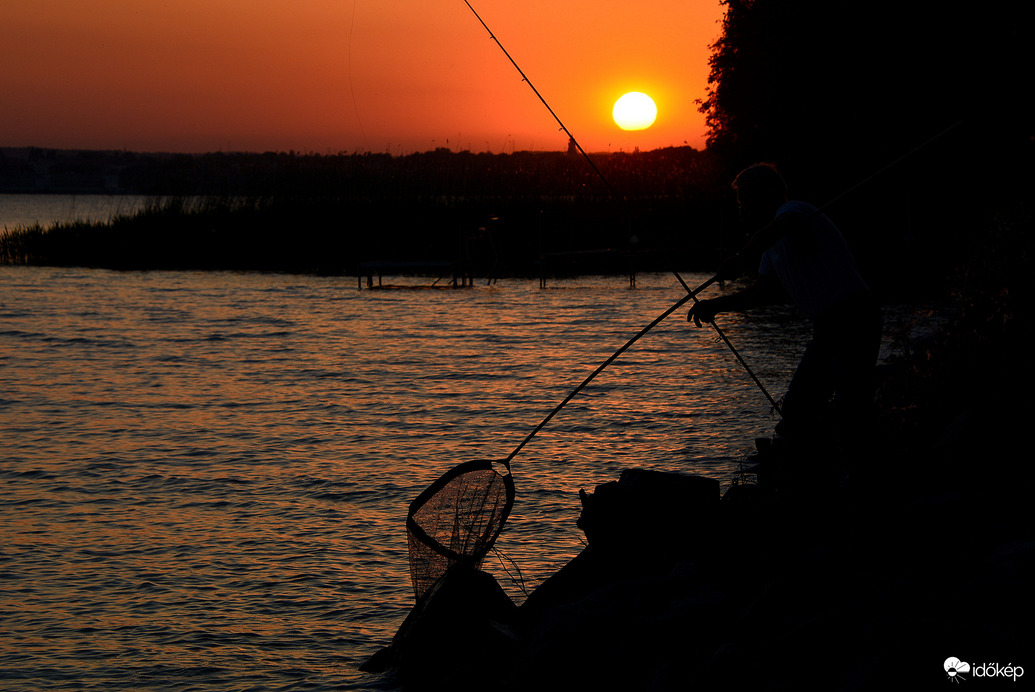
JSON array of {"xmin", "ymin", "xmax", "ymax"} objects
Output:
[{"xmin": 612, "ymin": 92, "xmax": 657, "ymax": 131}]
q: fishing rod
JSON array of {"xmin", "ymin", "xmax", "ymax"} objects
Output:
[
  {"xmin": 818, "ymin": 119, "xmax": 964, "ymax": 216},
  {"xmin": 673, "ymin": 271, "xmax": 783, "ymax": 415},
  {"xmin": 462, "ymin": 0, "xmax": 616, "ymax": 198}
]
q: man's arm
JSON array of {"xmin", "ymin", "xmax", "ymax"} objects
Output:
[{"xmin": 687, "ymin": 274, "xmax": 782, "ymax": 326}]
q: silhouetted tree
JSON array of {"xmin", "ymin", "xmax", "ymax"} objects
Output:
[{"xmin": 700, "ymin": 0, "xmax": 1030, "ymax": 196}]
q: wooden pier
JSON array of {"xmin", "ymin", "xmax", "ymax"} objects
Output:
[
  {"xmin": 537, "ymin": 249, "xmax": 637, "ymax": 288},
  {"xmin": 356, "ymin": 261, "xmax": 473, "ymax": 289}
]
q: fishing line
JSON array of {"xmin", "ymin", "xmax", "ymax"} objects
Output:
[
  {"xmin": 816, "ymin": 119, "xmax": 964, "ymax": 215},
  {"xmin": 491, "ymin": 546, "xmax": 529, "ymax": 597},
  {"xmin": 345, "ymin": 0, "xmax": 369, "ymax": 151}
]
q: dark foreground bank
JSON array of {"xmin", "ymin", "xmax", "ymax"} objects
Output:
[
  {"xmin": 366, "ymin": 437, "xmax": 1032, "ymax": 690},
  {"xmin": 366, "ymin": 434, "xmax": 1032, "ymax": 690}
]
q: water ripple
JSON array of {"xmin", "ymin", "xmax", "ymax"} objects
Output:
[{"xmin": 0, "ymin": 267, "xmax": 829, "ymax": 691}]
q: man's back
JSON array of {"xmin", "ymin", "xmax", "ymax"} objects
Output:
[{"xmin": 758, "ymin": 200, "xmax": 869, "ymax": 320}]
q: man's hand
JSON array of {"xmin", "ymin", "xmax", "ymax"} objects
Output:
[{"xmin": 687, "ymin": 299, "xmax": 719, "ymax": 327}]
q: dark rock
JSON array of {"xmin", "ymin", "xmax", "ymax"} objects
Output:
[{"xmin": 361, "ymin": 564, "xmax": 518, "ymax": 690}]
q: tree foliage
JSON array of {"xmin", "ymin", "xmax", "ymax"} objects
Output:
[{"xmin": 700, "ymin": 0, "xmax": 1031, "ymax": 195}]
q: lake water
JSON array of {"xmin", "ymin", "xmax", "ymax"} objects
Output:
[
  {"xmin": 0, "ymin": 263, "xmax": 846, "ymax": 691},
  {"xmin": 0, "ymin": 194, "xmax": 153, "ymax": 233}
]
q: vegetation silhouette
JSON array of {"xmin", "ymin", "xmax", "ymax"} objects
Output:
[{"xmin": 1, "ymin": 147, "xmax": 729, "ymax": 276}]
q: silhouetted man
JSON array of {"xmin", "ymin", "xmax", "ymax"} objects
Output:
[{"xmin": 688, "ymin": 163, "xmax": 882, "ymax": 459}]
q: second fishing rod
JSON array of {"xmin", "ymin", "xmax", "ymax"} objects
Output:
[{"xmin": 462, "ymin": 0, "xmax": 782, "ymax": 448}]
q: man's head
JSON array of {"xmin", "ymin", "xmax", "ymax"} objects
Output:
[{"xmin": 732, "ymin": 163, "xmax": 788, "ymax": 228}]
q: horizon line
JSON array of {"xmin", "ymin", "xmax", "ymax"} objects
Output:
[{"xmin": 0, "ymin": 142, "xmax": 706, "ymax": 158}]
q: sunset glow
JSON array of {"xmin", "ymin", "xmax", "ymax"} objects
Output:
[{"xmin": 0, "ymin": 0, "xmax": 724, "ymax": 154}]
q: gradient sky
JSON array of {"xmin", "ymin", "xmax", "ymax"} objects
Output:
[{"xmin": 2, "ymin": 1, "xmax": 725, "ymax": 155}]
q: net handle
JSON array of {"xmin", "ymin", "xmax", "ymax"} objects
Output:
[{"xmin": 504, "ymin": 274, "xmax": 718, "ymax": 465}]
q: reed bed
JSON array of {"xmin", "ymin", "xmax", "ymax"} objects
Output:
[{"xmin": 0, "ymin": 190, "xmax": 724, "ymax": 276}]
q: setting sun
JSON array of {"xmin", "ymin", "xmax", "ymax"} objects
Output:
[{"xmin": 612, "ymin": 92, "xmax": 657, "ymax": 131}]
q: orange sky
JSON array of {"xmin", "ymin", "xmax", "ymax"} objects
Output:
[{"xmin": 1, "ymin": 1, "xmax": 725, "ymax": 155}]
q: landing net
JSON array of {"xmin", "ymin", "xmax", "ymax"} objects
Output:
[{"xmin": 406, "ymin": 459, "xmax": 514, "ymax": 600}]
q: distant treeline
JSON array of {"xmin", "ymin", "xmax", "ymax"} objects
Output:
[{"xmin": 0, "ymin": 145, "xmax": 718, "ymax": 199}]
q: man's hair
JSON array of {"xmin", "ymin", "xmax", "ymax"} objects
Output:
[{"xmin": 732, "ymin": 163, "xmax": 788, "ymax": 202}]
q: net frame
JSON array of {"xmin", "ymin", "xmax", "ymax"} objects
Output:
[{"xmin": 406, "ymin": 459, "xmax": 515, "ymax": 599}]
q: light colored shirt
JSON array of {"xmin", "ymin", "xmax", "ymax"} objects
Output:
[{"xmin": 758, "ymin": 201, "xmax": 869, "ymax": 320}]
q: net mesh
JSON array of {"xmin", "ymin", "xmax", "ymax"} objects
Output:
[{"xmin": 406, "ymin": 460, "xmax": 514, "ymax": 600}]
